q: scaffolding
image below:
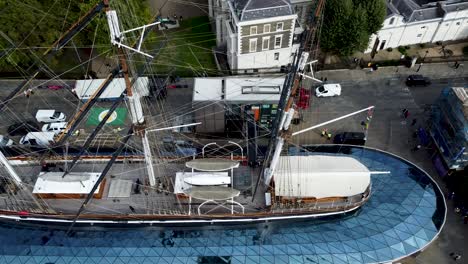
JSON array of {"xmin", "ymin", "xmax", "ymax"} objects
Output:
[{"xmin": 430, "ymin": 87, "xmax": 468, "ymax": 170}]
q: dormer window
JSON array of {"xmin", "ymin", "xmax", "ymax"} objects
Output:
[{"xmin": 389, "ymin": 17, "xmax": 395, "ymax": 25}]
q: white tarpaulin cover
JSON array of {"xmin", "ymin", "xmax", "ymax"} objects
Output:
[
  {"xmin": 33, "ymin": 172, "xmax": 101, "ymax": 194},
  {"xmin": 274, "ymin": 155, "xmax": 370, "ymax": 199}
]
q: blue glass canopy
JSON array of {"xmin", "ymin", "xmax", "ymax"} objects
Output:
[{"xmin": 0, "ymin": 146, "xmax": 446, "ymax": 264}]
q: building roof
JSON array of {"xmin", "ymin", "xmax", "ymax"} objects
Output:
[
  {"xmin": 192, "ymin": 78, "xmax": 223, "ymax": 101},
  {"xmin": 193, "ymin": 76, "xmax": 286, "ymax": 103},
  {"xmin": 231, "ymin": 0, "xmax": 293, "ymax": 21},
  {"xmin": 75, "ymin": 77, "xmax": 149, "ymax": 100},
  {"xmin": 387, "ymin": 0, "xmax": 468, "ymax": 22}
]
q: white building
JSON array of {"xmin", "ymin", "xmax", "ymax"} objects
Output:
[
  {"xmin": 366, "ymin": 0, "xmax": 468, "ymax": 54},
  {"xmin": 209, "ymin": 0, "xmax": 310, "ymax": 73}
]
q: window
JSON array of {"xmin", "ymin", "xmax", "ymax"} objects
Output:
[
  {"xmin": 274, "ymin": 52, "xmax": 279, "ymax": 60},
  {"xmin": 249, "ymin": 38, "xmax": 257, "ymax": 52},
  {"xmin": 276, "ymin": 22, "xmax": 283, "ymax": 31},
  {"xmin": 262, "ymin": 37, "xmax": 270, "ymax": 50},
  {"xmin": 250, "ymin": 26, "xmax": 257, "ymax": 35},
  {"xmin": 274, "ymin": 35, "xmax": 282, "ymax": 48},
  {"xmin": 417, "ymin": 34, "xmax": 422, "ymax": 37},
  {"xmin": 242, "ymin": 86, "xmax": 280, "ymax": 94},
  {"xmin": 389, "ymin": 17, "xmax": 395, "ymax": 25},
  {"xmin": 264, "ymin": 24, "xmax": 270, "ymax": 33},
  {"xmin": 379, "ymin": 40, "xmax": 386, "ymax": 50}
]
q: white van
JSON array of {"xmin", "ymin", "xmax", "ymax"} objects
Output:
[
  {"xmin": 19, "ymin": 132, "xmax": 55, "ymax": 146},
  {"xmin": 35, "ymin": 110, "xmax": 66, "ymax": 123},
  {"xmin": 42, "ymin": 122, "xmax": 68, "ymax": 135},
  {"xmin": 0, "ymin": 135, "xmax": 13, "ymax": 147},
  {"xmin": 315, "ymin": 84, "xmax": 342, "ymax": 97}
]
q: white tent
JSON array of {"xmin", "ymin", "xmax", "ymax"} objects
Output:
[
  {"xmin": 274, "ymin": 155, "xmax": 371, "ymax": 199},
  {"xmin": 74, "ymin": 77, "xmax": 149, "ymax": 100}
]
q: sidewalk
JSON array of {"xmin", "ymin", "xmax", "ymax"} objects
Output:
[{"xmin": 316, "ymin": 62, "xmax": 468, "ymax": 83}]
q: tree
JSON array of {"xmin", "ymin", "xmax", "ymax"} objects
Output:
[
  {"xmin": 320, "ymin": 0, "xmax": 386, "ymax": 56},
  {"xmin": 354, "ymin": 0, "xmax": 386, "ymax": 34},
  {"xmin": 0, "ymin": 0, "xmax": 151, "ymax": 70}
]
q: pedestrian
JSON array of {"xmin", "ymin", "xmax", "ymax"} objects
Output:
[
  {"xmin": 28, "ymin": 88, "xmax": 34, "ymax": 95},
  {"xmin": 411, "ymin": 144, "xmax": 421, "ymax": 151},
  {"xmin": 324, "ymin": 77, "xmax": 328, "ymax": 83},
  {"xmin": 411, "ymin": 118, "xmax": 417, "ymax": 126},
  {"xmin": 455, "ymin": 62, "xmax": 460, "ymax": 69},
  {"xmin": 173, "ymin": 14, "xmax": 177, "ymax": 20},
  {"xmin": 449, "ymin": 191, "xmax": 455, "ymax": 200},
  {"xmin": 129, "ymin": 206, "xmax": 135, "ymax": 213},
  {"xmin": 24, "ymin": 90, "xmax": 28, "ymax": 98},
  {"xmin": 179, "ymin": 15, "xmax": 183, "ymax": 21},
  {"xmin": 402, "ymin": 108, "xmax": 409, "ymax": 119},
  {"xmin": 464, "ymin": 215, "xmax": 468, "ymax": 224},
  {"xmin": 327, "ymin": 131, "xmax": 332, "ymax": 140}
]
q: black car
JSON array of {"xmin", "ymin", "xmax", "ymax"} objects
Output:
[
  {"xmin": 333, "ymin": 132, "xmax": 366, "ymax": 146},
  {"xmin": 406, "ymin": 75, "xmax": 431, "ymax": 86},
  {"xmin": 7, "ymin": 121, "xmax": 40, "ymax": 136}
]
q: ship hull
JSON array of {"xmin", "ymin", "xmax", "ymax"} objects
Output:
[{"xmin": 0, "ymin": 205, "xmax": 362, "ymax": 230}]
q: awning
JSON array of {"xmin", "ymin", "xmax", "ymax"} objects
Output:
[{"xmin": 186, "ymin": 158, "xmax": 239, "ymax": 171}]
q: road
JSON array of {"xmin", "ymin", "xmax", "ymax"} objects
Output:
[{"xmin": 296, "ymin": 75, "xmax": 467, "ymax": 264}]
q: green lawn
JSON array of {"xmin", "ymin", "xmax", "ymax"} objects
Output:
[{"xmin": 146, "ymin": 16, "xmax": 219, "ymax": 77}]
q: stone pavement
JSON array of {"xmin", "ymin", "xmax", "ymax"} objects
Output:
[{"xmin": 315, "ymin": 62, "xmax": 468, "ymax": 84}]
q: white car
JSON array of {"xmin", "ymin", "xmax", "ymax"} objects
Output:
[
  {"xmin": 42, "ymin": 122, "xmax": 68, "ymax": 135},
  {"xmin": 315, "ymin": 84, "xmax": 342, "ymax": 97},
  {"xmin": 0, "ymin": 135, "xmax": 13, "ymax": 147},
  {"xmin": 19, "ymin": 132, "xmax": 56, "ymax": 147},
  {"xmin": 35, "ymin": 110, "xmax": 66, "ymax": 123}
]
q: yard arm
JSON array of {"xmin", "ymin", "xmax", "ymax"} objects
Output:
[
  {"xmin": 66, "ymin": 125, "xmax": 134, "ymax": 234},
  {"xmin": 0, "ymin": 1, "xmax": 107, "ymax": 112}
]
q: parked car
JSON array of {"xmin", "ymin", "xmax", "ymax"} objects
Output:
[
  {"xmin": 315, "ymin": 84, "xmax": 342, "ymax": 97},
  {"xmin": 35, "ymin": 110, "xmax": 66, "ymax": 123},
  {"xmin": 333, "ymin": 132, "xmax": 366, "ymax": 146},
  {"xmin": 406, "ymin": 75, "xmax": 431, "ymax": 86},
  {"xmin": 0, "ymin": 135, "xmax": 13, "ymax": 147},
  {"xmin": 41, "ymin": 122, "xmax": 68, "ymax": 135},
  {"xmin": 7, "ymin": 121, "xmax": 40, "ymax": 136},
  {"xmin": 19, "ymin": 132, "xmax": 55, "ymax": 147}
]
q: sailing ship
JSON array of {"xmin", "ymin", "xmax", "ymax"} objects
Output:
[{"xmin": 0, "ymin": 1, "xmax": 377, "ymax": 229}]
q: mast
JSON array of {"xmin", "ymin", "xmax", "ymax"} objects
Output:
[
  {"xmin": 251, "ymin": 49, "xmax": 303, "ymax": 200},
  {"xmin": 0, "ymin": 150, "xmax": 23, "ymax": 187}
]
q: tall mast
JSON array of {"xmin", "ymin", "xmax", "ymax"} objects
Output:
[
  {"xmin": 0, "ymin": 150, "xmax": 23, "ymax": 187},
  {"xmin": 104, "ymin": 0, "xmax": 143, "ymax": 125}
]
